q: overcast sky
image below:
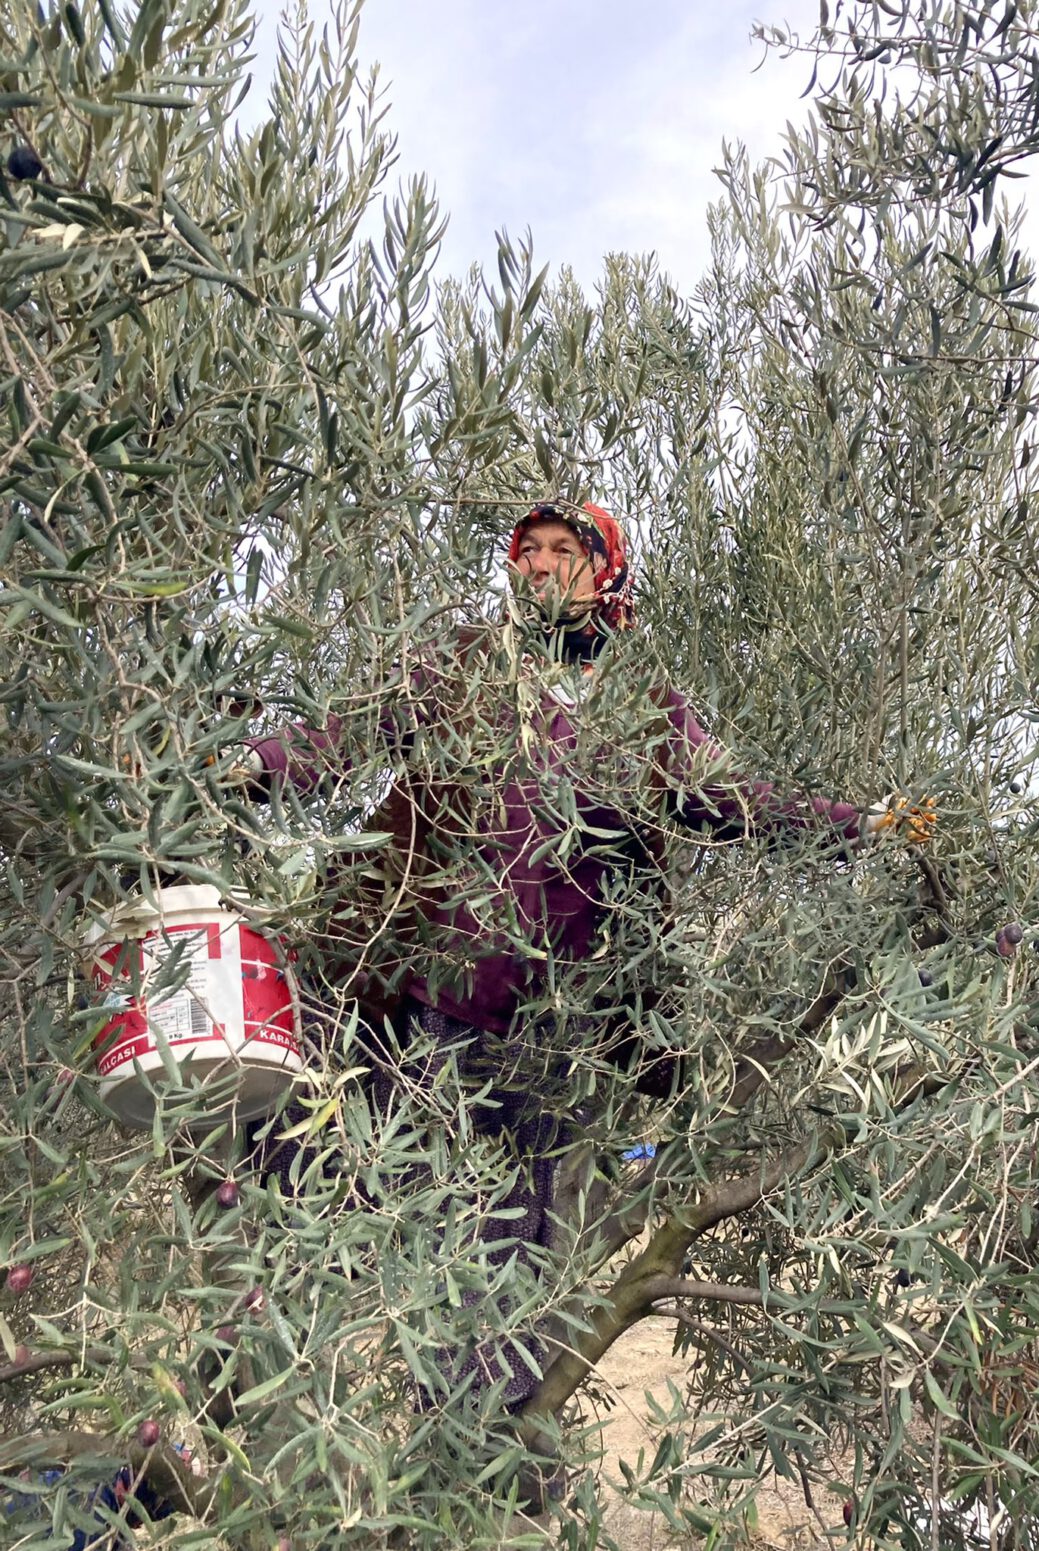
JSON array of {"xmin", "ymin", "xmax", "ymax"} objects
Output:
[
  {"xmin": 245, "ymin": 0, "xmax": 1039, "ymax": 302},
  {"xmin": 249, "ymin": 0, "xmax": 834, "ymax": 294}
]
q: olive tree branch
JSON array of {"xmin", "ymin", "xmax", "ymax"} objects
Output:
[
  {"xmin": 639, "ymin": 1276, "xmax": 766, "ymax": 1307},
  {"xmin": 521, "ymin": 1127, "xmax": 836, "ymax": 1438},
  {"xmin": 593, "ymin": 968, "xmax": 851, "ymax": 1267},
  {"xmin": 524, "ymin": 850, "xmax": 960, "ymax": 1445},
  {"xmin": 0, "ymin": 1346, "xmax": 150, "ymax": 1387}
]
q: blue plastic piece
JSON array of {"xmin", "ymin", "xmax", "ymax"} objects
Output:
[{"xmin": 622, "ymin": 1142, "xmax": 656, "ymax": 1161}]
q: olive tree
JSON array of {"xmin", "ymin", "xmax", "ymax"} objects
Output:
[{"xmin": 0, "ymin": 1, "xmax": 1038, "ymax": 1548}]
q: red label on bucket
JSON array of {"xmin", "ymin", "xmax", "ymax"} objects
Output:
[
  {"xmin": 240, "ymin": 927, "xmax": 297, "ymax": 1050},
  {"xmin": 93, "ymin": 940, "xmax": 149, "ymax": 1076}
]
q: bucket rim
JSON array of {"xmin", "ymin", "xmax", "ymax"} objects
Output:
[{"xmin": 81, "ymin": 884, "xmax": 273, "ymax": 947}]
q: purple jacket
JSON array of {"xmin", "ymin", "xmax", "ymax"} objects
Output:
[{"xmin": 249, "ymin": 665, "xmax": 862, "ymax": 1034}]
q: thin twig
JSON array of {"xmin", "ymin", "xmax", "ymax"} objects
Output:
[
  {"xmin": 650, "ymin": 1306, "xmax": 751, "ymax": 1375},
  {"xmin": 794, "ymin": 1446, "xmax": 835, "ymax": 1544}
]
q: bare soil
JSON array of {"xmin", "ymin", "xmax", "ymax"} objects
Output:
[{"xmin": 595, "ymin": 1321, "xmax": 830, "ymax": 1551}]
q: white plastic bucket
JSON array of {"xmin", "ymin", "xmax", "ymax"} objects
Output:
[{"xmin": 82, "ymin": 885, "xmax": 303, "ymax": 1129}]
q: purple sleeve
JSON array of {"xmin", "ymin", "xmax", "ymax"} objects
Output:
[
  {"xmin": 246, "ymin": 715, "xmax": 349, "ymax": 794},
  {"xmin": 246, "ymin": 694, "xmax": 421, "ymax": 796},
  {"xmin": 665, "ymin": 695, "xmax": 863, "ymax": 848}
]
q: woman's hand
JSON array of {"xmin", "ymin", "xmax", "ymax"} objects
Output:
[
  {"xmin": 204, "ymin": 746, "xmax": 264, "ymax": 781},
  {"xmin": 865, "ymin": 795, "xmax": 937, "ymax": 844}
]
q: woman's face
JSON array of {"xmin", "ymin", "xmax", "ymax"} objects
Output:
[{"xmin": 511, "ymin": 518, "xmax": 597, "ymax": 607}]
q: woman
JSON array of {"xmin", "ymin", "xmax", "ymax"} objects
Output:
[{"xmin": 242, "ymin": 501, "xmax": 905, "ymax": 1415}]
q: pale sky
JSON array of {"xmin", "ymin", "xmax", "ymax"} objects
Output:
[
  {"xmin": 250, "ymin": 0, "xmax": 831, "ymax": 294},
  {"xmin": 244, "ymin": 0, "xmax": 1038, "ymax": 298}
]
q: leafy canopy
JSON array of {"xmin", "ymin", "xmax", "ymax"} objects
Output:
[{"xmin": 0, "ymin": 1, "xmax": 1037, "ymax": 1547}]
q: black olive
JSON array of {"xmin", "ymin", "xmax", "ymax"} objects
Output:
[{"xmin": 6, "ymin": 145, "xmax": 43, "ymax": 181}]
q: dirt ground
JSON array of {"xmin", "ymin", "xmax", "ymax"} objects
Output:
[{"xmin": 594, "ymin": 1321, "xmax": 830, "ymax": 1551}]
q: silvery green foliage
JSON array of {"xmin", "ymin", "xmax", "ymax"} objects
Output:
[{"xmin": 0, "ymin": 1, "xmax": 1037, "ymax": 1547}]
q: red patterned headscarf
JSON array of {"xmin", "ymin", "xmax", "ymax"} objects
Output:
[{"xmin": 507, "ymin": 501, "xmax": 636, "ymax": 632}]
